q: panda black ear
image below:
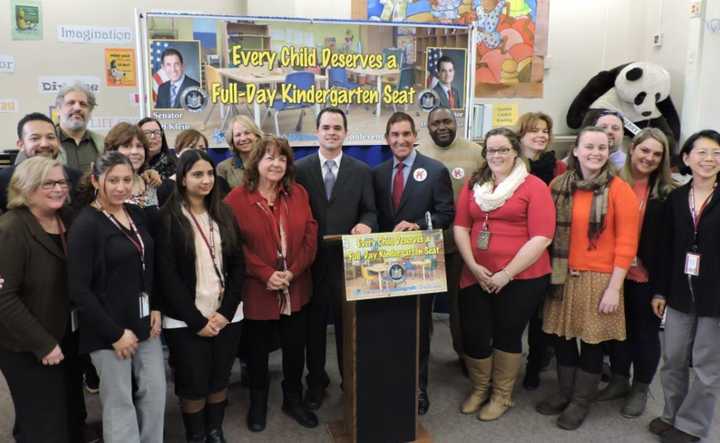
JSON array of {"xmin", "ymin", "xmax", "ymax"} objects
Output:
[{"xmin": 626, "ymin": 67, "xmax": 643, "ymax": 81}]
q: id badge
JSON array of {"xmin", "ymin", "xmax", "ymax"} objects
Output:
[
  {"xmin": 139, "ymin": 292, "xmax": 150, "ymax": 318},
  {"xmin": 477, "ymin": 229, "xmax": 491, "ymax": 250},
  {"xmin": 684, "ymin": 252, "xmax": 701, "ymax": 276},
  {"xmin": 631, "ymin": 256, "xmax": 639, "ymax": 267},
  {"xmin": 70, "ymin": 309, "xmax": 79, "ymax": 333}
]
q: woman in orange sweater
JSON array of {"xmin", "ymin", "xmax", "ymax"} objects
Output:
[{"xmin": 537, "ymin": 126, "xmax": 640, "ymax": 430}]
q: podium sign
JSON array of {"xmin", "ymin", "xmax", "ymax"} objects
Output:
[{"xmin": 342, "ymin": 229, "xmax": 447, "ymax": 301}]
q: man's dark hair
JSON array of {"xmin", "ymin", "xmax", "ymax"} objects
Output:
[
  {"xmin": 161, "ymin": 48, "xmax": 184, "ymax": 65},
  {"xmin": 17, "ymin": 112, "xmax": 54, "ymax": 139},
  {"xmin": 316, "ymin": 107, "xmax": 347, "ymax": 131},
  {"xmin": 436, "ymin": 55, "xmax": 455, "ymax": 70},
  {"xmin": 385, "ymin": 111, "xmax": 417, "ymax": 137}
]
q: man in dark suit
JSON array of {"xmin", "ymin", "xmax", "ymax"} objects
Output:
[
  {"xmin": 1, "ymin": 113, "xmax": 82, "ymax": 213},
  {"xmin": 155, "ymin": 48, "xmax": 200, "ymax": 109},
  {"xmin": 432, "ymin": 55, "xmax": 462, "ymax": 109},
  {"xmin": 295, "ymin": 107, "xmax": 377, "ymax": 410},
  {"xmin": 372, "ymin": 111, "xmax": 455, "ymax": 415}
]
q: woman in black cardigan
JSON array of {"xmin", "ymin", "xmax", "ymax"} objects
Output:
[
  {"xmin": 0, "ymin": 157, "xmax": 77, "ymax": 442},
  {"xmin": 650, "ymin": 130, "xmax": 720, "ymax": 443},
  {"xmin": 594, "ymin": 129, "xmax": 676, "ymax": 417},
  {"xmin": 68, "ymin": 152, "xmax": 166, "ymax": 443},
  {"xmin": 156, "ymin": 150, "xmax": 244, "ymax": 443}
]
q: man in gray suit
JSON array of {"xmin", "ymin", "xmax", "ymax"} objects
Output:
[{"xmin": 295, "ymin": 107, "xmax": 377, "ymax": 410}]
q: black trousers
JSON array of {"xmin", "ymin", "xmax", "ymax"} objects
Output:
[
  {"xmin": 608, "ymin": 280, "xmax": 662, "ymax": 384},
  {"xmin": 459, "ymin": 276, "xmax": 548, "ymax": 359},
  {"xmin": 305, "ymin": 276, "xmax": 344, "ymax": 390},
  {"xmin": 245, "ymin": 306, "xmax": 308, "ymax": 395},
  {"xmin": 418, "ymin": 293, "xmax": 434, "ymax": 392},
  {"xmin": 0, "ymin": 344, "xmax": 78, "ymax": 443},
  {"xmin": 526, "ymin": 292, "xmax": 552, "ymax": 370}
]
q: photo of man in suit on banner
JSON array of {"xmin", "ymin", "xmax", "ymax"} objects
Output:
[
  {"xmin": 426, "ymin": 48, "xmax": 466, "ymax": 110},
  {"xmin": 151, "ymin": 40, "xmax": 201, "ymax": 109}
]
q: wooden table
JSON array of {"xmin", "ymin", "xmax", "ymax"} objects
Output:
[
  {"xmin": 216, "ymin": 68, "xmax": 328, "ymax": 128},
  {"xmin": 346, "ymin": 67, "xmax": 401, "ymax": 119},
  {"xmin": 366, "ymin": 263, "xmax": 387, "ymax": 291}
]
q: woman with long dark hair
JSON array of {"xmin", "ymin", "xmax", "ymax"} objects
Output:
[
  {"xmin": 68, "ymin": 151, "xmax": 166, "ymax": 443},
  {"xmin": 139, "ymin": 117, "xmax": 176, "ymax": 179},
  {"xmin": 156, "ymin": 150, "xmax": 245, "ymax": 443}
]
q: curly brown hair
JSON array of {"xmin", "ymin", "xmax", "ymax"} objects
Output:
[{"xmin": 242, "ymin": 135, "xmax": 295, "ymax": 193}]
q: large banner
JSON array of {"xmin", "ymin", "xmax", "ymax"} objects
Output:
[
  {"xmin": 137, "ymin": 13, "xmax": 471, "ymax": 147},
  {"xmin": 342, "ymin": 230, "xmax": 447, "ymax": 301}
]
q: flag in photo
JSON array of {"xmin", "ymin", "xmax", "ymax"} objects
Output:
[
  {"xmin": 150, "ymin": 41, "xmax": 171, "ymax": 102},
  {"xmin": 426, "ymin": 48, "xmax": 442, "ymax": 88}
]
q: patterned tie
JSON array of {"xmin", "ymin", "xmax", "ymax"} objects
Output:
[
  {"xmin": 170, "ymin": 84, "xmax": 178, "ymax": 106},
  {"xmin": 448, "ymin": 89, "xmax": 456, "ymax": 108},
  {"xmin": 324, "ymin": 159, "xmax": 336, "ymax": 200},
  {"xmin": 392, "ymin": 162, "xmax": 405, "ymax": 210}
]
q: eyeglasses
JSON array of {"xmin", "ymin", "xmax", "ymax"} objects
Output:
[
  {"xmin": 40, "ymin": 179, "xmax": 69, "ymax": 190},
  {"xmin": 691, "ymin": 149, "xmax": 720, "ymax": 160},
  {"xmin": 485, "ymin": 147, "xmax": 513, "ymax": 157},
  {"xmin": 142, "ymin": 130, "xmax": 162, "ymax": 138}
]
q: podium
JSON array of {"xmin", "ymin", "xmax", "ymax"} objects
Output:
[{"xmin": 325, "ymin": 231, "xmax": 446, "ymax": 443}]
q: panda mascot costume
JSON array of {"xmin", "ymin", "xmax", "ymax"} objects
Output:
[{"xmin": 567, "ymin": 61, "xmax": 681, "ymax": 152}]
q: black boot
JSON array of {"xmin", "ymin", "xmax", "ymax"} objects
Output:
[
  {"xmin": 536, "ymin": 365, "xmax": 575, "ymax": 415},
  {"xmin": 247, "ymin": 388, "xmax": 268, "ymax": 432},
  {"xmin": 282, "ymin": 384, "xmax": 319, "ymax": 428},
  {"xmin": 181, "ymin": 410, "xmax": 206, "ymax": 443},
  {"xmin": 205, "ymin": 401, "xmax": 227, "ymax": 443},
  {"xmin": 557, "ymin": 370, "xmax": 601, "ymax": 430}
]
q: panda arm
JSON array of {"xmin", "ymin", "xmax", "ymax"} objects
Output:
[
  {"xmin": 656, "ymin": 97, "xmax": 681, "ymax": 141},
  {"xmin": 566, "ymin": 64, "xmax": 629, "ymax": 129}
]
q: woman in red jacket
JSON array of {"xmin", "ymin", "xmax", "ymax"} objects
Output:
[{"xmin": 224, "ymin": 135, "xmax": 318, "ymax": 433}]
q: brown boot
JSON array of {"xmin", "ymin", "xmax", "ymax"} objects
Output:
[
  {"xmin": 478, "ymin": 350, "xmax": 522, "ymax": 421},
  {"xmin": 461, "ymin": 355, "xmax": 493, "ymax": 414},
  {"xmin": 557, "ymin": 369, "xmax": 601, "ymax": 430},
  {"xmin": 536, "ymin": 365, "xmax": 576, "ymax": 415}
]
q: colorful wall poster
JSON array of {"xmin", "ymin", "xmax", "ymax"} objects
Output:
[
  {"xmin": 11, "ymin": 0, "xmax": 43, "ymax": 40},
  {"xmin": 105, "ymin": 48, "xmax": 137, "ymax": 87}
]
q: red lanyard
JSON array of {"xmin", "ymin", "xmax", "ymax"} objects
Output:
[
  {"xmin": 255, "ymin": 196, "xmax": 289, "ymax": 269},
  {"xmin": 101, "ymin": 207, "xmax": 146, "ymax": 271},
  {"xmin": 187, "ymin": 208, "xmax": 225, "ymax": 289},
  {"xmin": 689, "ymin": 184, "xmax": 715, "ymax": 234}
]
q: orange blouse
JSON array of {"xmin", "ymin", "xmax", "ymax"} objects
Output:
[{"xmin": 568, "ymin": 177, "xmax": 640, "ymax": 273}]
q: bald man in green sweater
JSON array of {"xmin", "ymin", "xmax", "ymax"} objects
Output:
[{"xmin": 417, "ymin": 107, "xmax": 484, "ymax": 374}]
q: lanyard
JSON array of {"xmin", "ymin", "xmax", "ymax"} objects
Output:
[
  {"xmin": 56, "ymin": 215, "xmax": 68, "ymax": 256},
  {"xmin": 101, "ymin": 207, "xmax": 146, "ymax": 271},
  {"xmin": 187, "ymin": 208, "xmax": 225, "ymax": 290},
  {"xmin": 689, "ymin": 184, "xmax": 715, "ymax": 239}
]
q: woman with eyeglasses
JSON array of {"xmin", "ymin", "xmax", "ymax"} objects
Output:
[
  {"xmin": 649, "ymin": 130, "xmax": 720, "ymax": 443},
  {"xmin": 0, "ymin": 157, "xmax": 78, "ymax": 442},
  {"xmin": 538, "ymin": 126, "xmax": 640, "ymax": 430},
  {"xmin": 594, "ymin": 129, "xmax": 677, "ymax": 418},
  {"xmin": 454, "ymin": 127, "xmax": 555, "ymax": 421},
  {"xmin": 139, "ymin": 117, "xmax": 177, "ymax": 180}
]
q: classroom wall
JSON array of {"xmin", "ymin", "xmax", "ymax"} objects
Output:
[{"xmin": 0, "ymin": 0, "xmax": 246, "ymax": 150}]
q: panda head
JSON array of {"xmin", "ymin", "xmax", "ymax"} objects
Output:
[{"xmin": 614, "ymin": 62, "xmax": 670, "ymax": 122}]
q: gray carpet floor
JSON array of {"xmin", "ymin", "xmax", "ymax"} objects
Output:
[{"xmin": 1, "ymin": 316, "xmax": 718, "ymax": 442}]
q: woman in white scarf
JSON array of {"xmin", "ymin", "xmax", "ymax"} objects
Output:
[{"xmin": 453, "ymin": 127, "xmax": 556, "ymax": 421}]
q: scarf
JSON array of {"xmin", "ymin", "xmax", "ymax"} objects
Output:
[
  {"xmin": 472, "ymin": 160, "xmax": 529, "ymax": 212},
  {"xmin": 549, "ymin": 167, "xmax": 613, "ymax": 296},
  {"xmin": 529, "ymin": 151, "xmax": 558, "ymax": 185}
]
